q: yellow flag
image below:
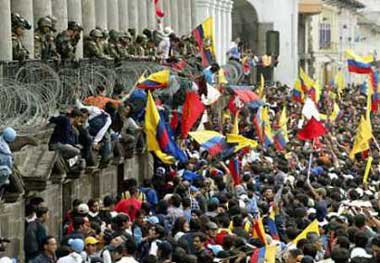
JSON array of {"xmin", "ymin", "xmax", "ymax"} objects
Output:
[
  {"xmin": 334, "ymin": 71, "xmax": 345, "ymax": 98},
  {"xmin": 329, "ymin": 102, "xmax": 340, "ymax": 122},
  {"xmin": 218, "ymin": 68, "xmax": 228, "ymax": 85},
  {"xmin": 259, "ymin": 74, "xmax": 265, "ymax": 98},
  {"xmin": 232, "ymin": 111, "xmax": 239, "ymax": 135},
  {"xmin": 292, "ymin": 220, "xmax": 320, "ymax": 244},
  {"xmin": 300, "ymin": 68, "xmax": 315, "ymax": 90},
  {"xmin": 349, "ymin": 115, "xmax": 373, "ymax": 160},
  {"xmin": 279, "ymin": 106, "xmax": 289, "ymax": 142},
  {"xmin": 145, "ymin": 91, "xmax": 175, "ymax": 164},
  {"xmin": 265, "ymin": 245, "xmax": 277, "ymax": 263},
  {"xmin": 363, "ymin": 156, "xmax": 373, "ymax": 184},
  {"xmin": 226, "ymin": 134, "xmax": 258, "ymax": 149}
]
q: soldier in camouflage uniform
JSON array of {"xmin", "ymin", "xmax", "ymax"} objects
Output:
[
  {"xmin": 99, "ymin": 28, "xmax": 109, "ymax": 56},
  {"xmin": 11, "ymin": 13, "xmax": 31, "ymax": 61},
  {"xmin": 46, "ymin": 15, "xmax": 57, "ymax": 34},
  {"xmin": 130, "ymin": 35, "xmax": 146, "ymax": 57},
  {"xmin": 84, "ymin": 29, "xmax": 111, "ymax": 59},
  {"xmin": 55, "ymin": 21, "xmax": 83, "ymax": 60},
  {"xmin": 118, "ymin": 31, "xmax": 132, "ymax": 59},
  {"xmin": 107, "ymin": 30, "xmax": 122, "ymax": 60},
  {"xmin": 34, "ymin": 17, "xmax": 59, "ymax": 60},
  {"xmin": 142, "ymin": 29, "xmax": 156, "ymax": 59}
]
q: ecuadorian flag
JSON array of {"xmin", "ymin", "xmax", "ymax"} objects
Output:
[
  {"xmin": 250, "ymin": 245, "xmax": 276, "ymax": 263},
  {"xmin": 345, "ymin": 50, "xmax": 373, "ymax": 74},
  {"xmin": 292, "ymin": 79, "xmax": 304, "ymax": 103},
  {"xmin": 192, "ymin": 17, "xmax": 217, "ymax": 67},
  {"xmin": 145, "ymin": 91, "xmax": 187, "ymax": 164},
  {"xmin": 137, "ymin": 70, "xmax": 170, "ymax": 90},
  {"xmin": 189, "ymin": 130, "xmax": 228, "ymax": 156}
]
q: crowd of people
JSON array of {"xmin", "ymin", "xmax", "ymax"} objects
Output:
[{"xmin": 1, "ymin": 13, "xmax": 380, "ymax": 263}]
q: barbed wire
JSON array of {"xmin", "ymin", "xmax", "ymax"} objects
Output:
[{"xmin": 0, "ymin": 59, "xmax": 242, "ymax": 134}]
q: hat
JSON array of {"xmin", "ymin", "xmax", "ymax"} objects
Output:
[
  {"xmin": 68, "ymin": 238, "xmax": 84, "ymax": 253},
  {"xmin": 77, "ymin": 203, "xmax": 89, "ymax": 214},
  {"xmin": 190, "ymin": 186, "xmax": 199, "ymax": 193},
  {"xmin": 209, "ymin": 197, "xmax": 220, "ymax": 206},
  {"xmin": 206, "ymin": 222, "xmax": 218, "ymax": 230},
  {"xmin": 147, "ymin": 216, "xmax": 159, "ymax": 225},
  {"xmin": 85, "ymin": 236, "xmax": 99, "ymax": 246},
  {"xmin": 2, "ymin": 127, "xmax": 17, "ymax": 143},
  {"xmin": 207, "ymin": 244, "xmax": 223, "ymax": 255},
  {"xmin": 163, "ymin": 27, "xmax": 173, "ymax": 36}
]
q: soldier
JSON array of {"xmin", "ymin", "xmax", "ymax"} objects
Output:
[
  {"xmin": 83, "ymin": 29, "xmax": 111, "ymax": 59},
  {"xmin": 55, "ymin": 21, "xmax": 83, "ymax": 60},
  {"xmin": 142, "ymin": 29, "xmax": 156, "ymax": 58},
  {"xmin": 118, "ymin": 31, "xmax": 132, "ymax": 59},
  {"xmin": 130, "ymin": 35, "xmax": 146, "ymax": 57},
  {"xmin": 107, "ymin": 30, "xmax": 122, "ymax": 59},
  {"xmin": 46, "ymin": 15, "xmax": 58, "ymax": 34},
  {"xmin": 11, "ymin": 13, "xmax": 31, "ymax": 61},
  {"xmin": 34, "ymin": 17, "xmax": 59, "ymax": 60}
]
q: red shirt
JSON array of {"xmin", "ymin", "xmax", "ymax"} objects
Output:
[{"xmin": 114, "ymin": 198, "xmax": 142, "ymax": 221}]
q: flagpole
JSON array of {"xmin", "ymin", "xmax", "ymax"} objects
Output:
[
  {"xmin": 373, "ymin": 137, "xmax": 380, "ymax": 152},
  {"xmin": 306, "ymin": 139, "xmax": 315, "ymax": 181}
]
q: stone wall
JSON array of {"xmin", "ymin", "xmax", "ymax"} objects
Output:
[{"xmin": 0, "ymin": 151, "xmax": 152, "ymax": 261}]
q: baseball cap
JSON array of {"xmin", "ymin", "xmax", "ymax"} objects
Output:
[
  {"xmin": 77, "ymin": 203, "xmax": 89, "ymax": 214},
  {"xmin": 85, "ymin": 236, "xmax": 99, "ymax": 246},
  {"xmin": 68, "ymin": 238, "xmax": 84, "ymax": 253}
]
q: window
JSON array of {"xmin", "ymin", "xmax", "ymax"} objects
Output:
[{"xmin": 319, "ymin": 23, "xmax": 331, "ymax": 49}]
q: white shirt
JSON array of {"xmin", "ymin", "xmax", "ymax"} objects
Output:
[
  {"xmin": 158, "ymin": 37, "xmax": 171, "ymax": 59},
  {"xmin": 116, "ymin": 257, "xmax": 139, "ymax": 263},
  {"xmin": 57, "ymin": 252, "xmax": 83, "ymax": 263},
  {"xmin": 75, "ymin": 99, "xmax": 112, "ymax": 145}
]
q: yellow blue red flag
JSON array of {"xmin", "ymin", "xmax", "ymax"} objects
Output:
[
  {"xmin": 192, "ymin": 17, "xmax": 217, "ymax": 67},
  {"xmin": 137, "ymin": 70, "xmax": 170, "ymax": 90}
]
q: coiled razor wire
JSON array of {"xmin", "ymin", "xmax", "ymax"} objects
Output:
[{"xmin": 0, "ymin": 60, "xmax": 242, "ymax": 134}]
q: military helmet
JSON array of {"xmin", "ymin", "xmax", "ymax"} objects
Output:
[
  {"xmin": 102, "ymin": 29, "xmax": 109, "ymax": 39},
  {"xmin": 135, "ymin": 34, "xmax": 147, "ymax": 44},
  {"xmin": 90, "ymin": 28, "xmax": 103, "ymax": 38},
  {"xmin": 142, "ymin": 28, "xmax": 152, "ymax": 39},
  {"xmin": 68, "ymin": 21, "xmax": 83, "ymax": 31},
  {"xmin": 119, "ymin": 31, "xmax": 131, "ymax": 39},
  {"xmin": 128, "ymin": 28, "xmax": 136, "ymax": 38},
  {"xmin": 109, "ymin": 30, "xmax": 120, "ymax": 40},
  {"xmin": 11, "ymin": 13, "xmax": 31, "ymax": 30},
  {"xmin": 37, "ymin": 17, "xmax": 52, "ymax": 28}
]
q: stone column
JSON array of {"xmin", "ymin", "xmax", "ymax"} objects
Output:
[
  {"xmin": 128, "ymin": 0, "xmax": 138, "ymax": 31},
  {"xmin": 94, "ymin": 0, "xmax": 107, "ymax": 29},
  {"xmin": 137, "ymin": 0, "xmax": 147, "ymax": 32},
  {"xmin": 162, "ymin": 0, "xmax": 171, "ymax": 28},
  {"xmin": 147, "ymin": 0, "xmax": 156, "ymax": 29},
  {"xmin": 191, "ymin": 0, "xmax": 197, "ymax": 29},
  {"xmin": 226, "ymin": 0, "xmax": 233, "ymax": 59},
  {"xmin": 107, "ymin": 0, "xmax": 119, "ymax": 31},
  {"xmin": 11, "ymin": 0, "xmax": 34, "ymax": 58},
  {"xmin": 81, "ymin": 0, "xmax": 95, "ymax": 35},
  {"xmin": 184, "ymin": 0, "xmax": 192, "ymax": 34},
  {"xmin": 195, "ymin": 0, "xmax": 210, "ymax": 25},
  {"xmin": 169, "ymin": 0, "xmax": 178, "ymax": 33},
  {"xmin": 118, "ymin": 0, "xmax": 129, "ymax": 31},
  {"xmin": 214, "ymin": 0, "xmax": 221, "ymax": 64},
  {"xmin": 220, "ymin": 0, "xmax": 228, "ymax": 65},
  {"xmin": 177, "ymin": 0, "xmax": 186, "ymax": 35},
  {"xmin": 67, "ymin": 0, "xmax": 83, "ymax": 58},
  {"xmin": 0, "ymin": 0, "xmax": 12, "ymax": 61},
  {"xmin": 52, "ymin": 0, "xmax": 68, "ymax": 33},
  {"xmin": 33, "ymin": 0, "xmax": 52, "ymax": 22}
]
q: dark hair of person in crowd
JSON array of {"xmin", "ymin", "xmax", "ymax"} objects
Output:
[
  {"xmin": 172, "ymin": 217, "xmax": 188, "ymax": 237},
  {"xmin": 73, "ymin": 216, "xmax": 85, "ymax": 231},
  {"xmin": 103, "ymin": 195, "xmax": 115, "ymax": 207},
  {"xmin": 142, "ymin": 255, "xmax": 158, "ymax": 263},
  {"xmin": 331, "ymin": 248, "xmax": 350, "ymax": 263},
  {"xmin": 354, "ymin": 231, "xmax": 369, "ymax": 248},
  {"xmin": 36, "ymin": 206, "xmax": 49, "ymax": 218}
]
